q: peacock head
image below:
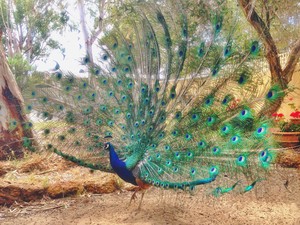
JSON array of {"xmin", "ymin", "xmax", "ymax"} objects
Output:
[
  {"xmin": 104, "ymin": 135, "xmax": 113, "ymax": 150},
  {"xmin": 104, "ymin": 142, "xmax": 111, "ymax": 150}
]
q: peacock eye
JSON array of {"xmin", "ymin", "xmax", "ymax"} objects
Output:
[{"xmin": 105, "ymin": 143, "xmax": 110, "ymax": 149}]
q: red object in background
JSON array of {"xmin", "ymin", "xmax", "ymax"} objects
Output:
[
  {"xmin": 290, "ymin": 111, "xmax": 300, "ymax": 118},
  {"xmin": 272, "ymin": 113, "xmax": 277, "ymax": 117},
  {"xmin": 277, "ymin": 113, "xmax": 284, "ymax": 118},
  {"xmin": 272, "ymin": 112, "xmax": 284, "ymax": 121}
]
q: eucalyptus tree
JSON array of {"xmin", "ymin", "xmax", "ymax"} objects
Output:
[
  {"xmin": 0, "ymin": 0, "xmax": 69, "ymax": 90},
  {"xmin": 0, "ymin": 0, "xmax": 68, "ymax": 159},
  {"xmin": 76, "ymin": 0, "xmax": 126, "ymax": 65}
]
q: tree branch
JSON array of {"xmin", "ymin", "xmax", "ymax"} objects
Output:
[
  {"xmin": 90, "ymin": 0, "xmax": 105, "ymax": 45},
  {"xmin": 90, "ymin": 25, "xmax": 102, "ymax": 45},
  {"xmin": 283, "ymin": 39, "xmax": 300, "ymax": 82},
  {"xmin": 263, "ymin": 0, "xmax": 271, "ymax": 29},
  {"xmin": 237, "ymin": 0, "xmax": 285, "ymax": 87},
  {"xmin": 78, "ymin": 0, "xmax": 93, "ymax": 63}
]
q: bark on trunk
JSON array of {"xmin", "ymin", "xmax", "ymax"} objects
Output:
[{"xmin": 0, "ymin": 44, "xmax": 32, "ymax": 160}]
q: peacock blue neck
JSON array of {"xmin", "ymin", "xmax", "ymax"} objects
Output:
[{"xmin": 108, "ymin": 143, "xmax": 138, "ymax": 186}]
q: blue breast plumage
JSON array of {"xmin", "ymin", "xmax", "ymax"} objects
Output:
[{"xmin": 108, "ymin": 143, "xmax": 138, "ymax": 186}]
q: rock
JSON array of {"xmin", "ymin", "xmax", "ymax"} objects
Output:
[
  {"xmin": 84, "ymin": 179, "xmax": 117, "ymax": 194},
  {"xmin": 47, "ymin": 181, "xmax": 84, "ymax": 198},
  {"xmin": 0, "ymin": 177, "xmax": 118, "ymax": 206},
  {"xmin": 0, "ymin": 185, "xmax": 46, "ymax": 206},
  {"xmin": 0, "ymin": 165, "xmax": 126, "ymax": 206}
]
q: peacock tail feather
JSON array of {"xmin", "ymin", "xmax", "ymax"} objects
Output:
[{"xmin": 18, "ymin": 0, "xmax": 283, "ymax": 196}]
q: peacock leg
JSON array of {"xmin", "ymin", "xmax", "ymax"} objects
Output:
[
  {"xmin": 129, "ymin": 187, "xmax": 141, "ymax": 205},
  {"xmin": 137, "ymin": 190, "xmax": 146, "ymax": 209}
]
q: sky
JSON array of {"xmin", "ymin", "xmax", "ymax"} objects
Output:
[
  {"xmin": 35, "ymin": 30, "xmax": 87, "ymax": 76},
  {"xmin": 35, "ymin": 0, "xmax": 94, "ymax": 77}
]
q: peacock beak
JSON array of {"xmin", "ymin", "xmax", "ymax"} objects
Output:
[{"xmin": 104, "ymin": 142, "xmax": 110, "ymax": 150}]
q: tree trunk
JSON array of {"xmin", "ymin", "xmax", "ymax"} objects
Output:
[
  {"xmin": 77, "ymin": 0, "xmax": 106, "ymax": 67},
  {"xmin": 0, "ymin": 44, "xmax": 32, "ymax": 160},
  {"xmin": 78, "ymin": 0, "xmax": 94, "ymax": 64}
]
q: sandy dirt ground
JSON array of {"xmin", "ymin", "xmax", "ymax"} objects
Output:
[{"xmin": 0, "ymin": 166, "xmax": 299, "ymax": 225}]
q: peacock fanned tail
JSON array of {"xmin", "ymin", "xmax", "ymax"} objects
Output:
[{"xmin": 19, "ymin": 0, "xmax": 282, "ymax": 196}]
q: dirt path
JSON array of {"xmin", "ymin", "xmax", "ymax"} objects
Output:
[{"xmin": 1, "ymin": 167, "xmax": 299, "ymax": 225}]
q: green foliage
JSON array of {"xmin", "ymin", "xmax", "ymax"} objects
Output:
[
  {"xmin": 7, "ymin": 54, "xmax": 32, "ymax": 91},
  {"xmin": 279, "ymin": 121, "xmax": 300, "ymax": 132},
  {"xmin": 0, "ymin": 0, "xmax": 8, "ymax": 29},
  {"xmin": 7, "ymin": 54, "xmax": 31, "ymax": 75},
  {"xmin": 0, "ymin": 0, "xmax": 68, "ymax": 62}
]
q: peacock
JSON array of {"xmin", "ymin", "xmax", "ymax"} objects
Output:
[{"xmin": 19, "ymin": 0, "xmax": 282, "ymax": 207}]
